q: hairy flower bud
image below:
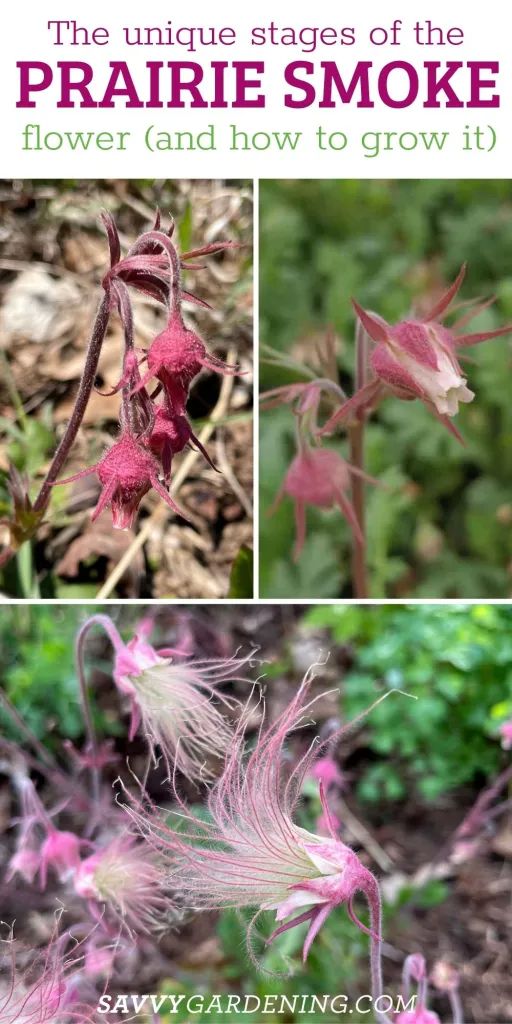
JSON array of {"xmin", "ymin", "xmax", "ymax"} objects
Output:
[
  {"xmin": 148, "ymin": 406, "xmax": 217, "ymax": 482},
  {"xmin": 272, "ymin": 447, "xmax": 375, "ymax": 559},
  {"xmin": 135, "ymin": 312, "xmax": 240, "ymax": 407},
  {"xmin": 55, "ymin": 432, "xmax": 187, "ymax": 530}
]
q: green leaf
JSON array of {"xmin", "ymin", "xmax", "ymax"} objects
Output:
[{"xmin": 228, "ymin": 545, "xmax": 253, "ymax": 598}]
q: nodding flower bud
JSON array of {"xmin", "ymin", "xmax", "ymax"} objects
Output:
[
  {"xmin": 272, "ymin": 446, "xmax": 375, "ymax": 560},
  {"xmin": 135, "ymin": 312, "xmax": 240, "ymax": 405},
  {"xmin": 54, "ymin": 432, "xmax": 188, "ymax": 530},
  {"xmin": 321, "ymin": 265, "xmax": 512, "ymax": 441},
  {"xmin": 430, "ymin": 961, "xmax": 460, "ymax": 994},
  {"xmin": 74, "ymin": 835, "xmax": 170, "ymax": 936},
  {"xmin": 147, "ymin": 406, "xmax": 217, "ymax": 483},
  {"xmin": 499, "ymin": 720, "xmax": 512, "ymax": 750}
]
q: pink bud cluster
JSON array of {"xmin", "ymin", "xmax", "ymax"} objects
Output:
[
  {"xmin": 55, "ymin": 212, "xmax": 241, "ymax": 530},
  {"xmin": 262, "ymin": 266, "xmax": 512, "ymax": 571}
]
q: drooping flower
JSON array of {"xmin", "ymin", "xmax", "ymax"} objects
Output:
[
  {"xmin": 272, "ymin": 446, "xmax": 377, "ymax": 559},
  {"xmin": 74, "ymin": 834, "xmax": 170, "ymax": 936},
  {"xmin": 147, "ymin": 406, "xmax": 217, "ymax": 483},
  {"xmin": 124, "ymin": 671, "xmax": 386, "ymax": 967},
  {"xmin": 321, "ymin": 265, "xmax": 512, "ymax": 441},
  {"xmin": 6, "ymin": 777, "xmax": 91, "ymax": 890},
  {"xmin": 134, "ymin": 311, "xmax": 240, "ymax": 410},
  {"xmin": 54, "ymin": 431, "xmax": 188, "ymax": 530},
  {"xmin": 79, "ymin": 615, "xmax": 256, "ymax": 780}
]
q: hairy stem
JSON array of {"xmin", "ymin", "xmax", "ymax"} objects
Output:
[
  {"xmin": 75, "ymin": 619, "xmax": 107, "ymax": 806},
  {"xmin": 366, "ymin": 877, "xmax": 393, "ymax": 1024},
  {"xmin": 33, "ymin": 290, "xmax": 111, "ymax": 513},
  {"xmin": 349, "ymin": 320, "xmax": 370, "ymax": 598}
]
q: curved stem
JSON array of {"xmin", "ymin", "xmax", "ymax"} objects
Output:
[
  {"xmin": 33, "ymin": 291, "xmax": 111, "ymax": 513},
  {"xmin": 75, "ymin": 618, "xmax": 113, "ymax": 806},
  {"xmin": 366, "ymin": 877, "xmax": 393, "ymax": 1024}
]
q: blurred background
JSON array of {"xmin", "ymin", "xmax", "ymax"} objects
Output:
[
  {"xmin": 0, "ymin": 179, "xmax": 253, "ymax": 599},
  {"xmin": 259, "ymin": 180, "xmax": 512, "ymax": 598},
  {"xmin": 1, "ymin": 602, "xmax": 511, "ymax": 1022}
]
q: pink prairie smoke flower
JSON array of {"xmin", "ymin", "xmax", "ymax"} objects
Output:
[
  {"xmin": 321, "ymin": 265, "xmax": 512, "ymax": 442},
  {"xmin": 272, "ymin": 446, "xmax": 377, "ymax": 560},
  {"xmin": 134, "ymin": 310, "xmax": 240, "ymax": 410},
  {"xmin": 74, "ymin": 835, "xmax": 170, "ymax": 936},
  {"xmin": 499, "ymin": 720, "xmax": 512, "ymax": 749},
  {"xmin": 147, "ymin": 406, "xmax": 217, "ymax": 483},
  {"xmin": 54, "ymin": 431, "xmax": 188, "ymax": 529},
  {"xmin": 81, "ymin": 615, "xmax": 256, "ymax": 780},
  {"xmin": 7, "ymin": 777, "xmax": 91, "ymax": 890},
  {"xmin": 125, "ymin": 673, "xmax": 384, "ymax": 966}
]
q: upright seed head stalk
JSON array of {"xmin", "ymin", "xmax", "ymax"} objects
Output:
[{"xmin": 32, "ymin": 290, "xmax": 112, "ymax": 515}]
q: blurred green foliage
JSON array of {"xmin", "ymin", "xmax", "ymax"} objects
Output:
[
  {"xmin": 259, "ymin": 180, "xmax": 512, "ymax": 597},
  {"xmin": 0, "ymin": 604, "xmax": 130, "ymax": 744},
  {"xmin": 306, "ymin": 602, "xmax": 512, "ymax": 801}
]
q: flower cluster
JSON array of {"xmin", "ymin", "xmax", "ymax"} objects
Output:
[
  {"xmin": 53, "ymin": 212, "xmax": 241, "ymax": 531},
  {"xmin": 262, "ymin": 266, "xmax": 512, "ymax": 585}
]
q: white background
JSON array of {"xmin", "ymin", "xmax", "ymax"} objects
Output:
[{"xmin": 1, "ymin": 0, "xmax": 511, "ymax": 178}]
